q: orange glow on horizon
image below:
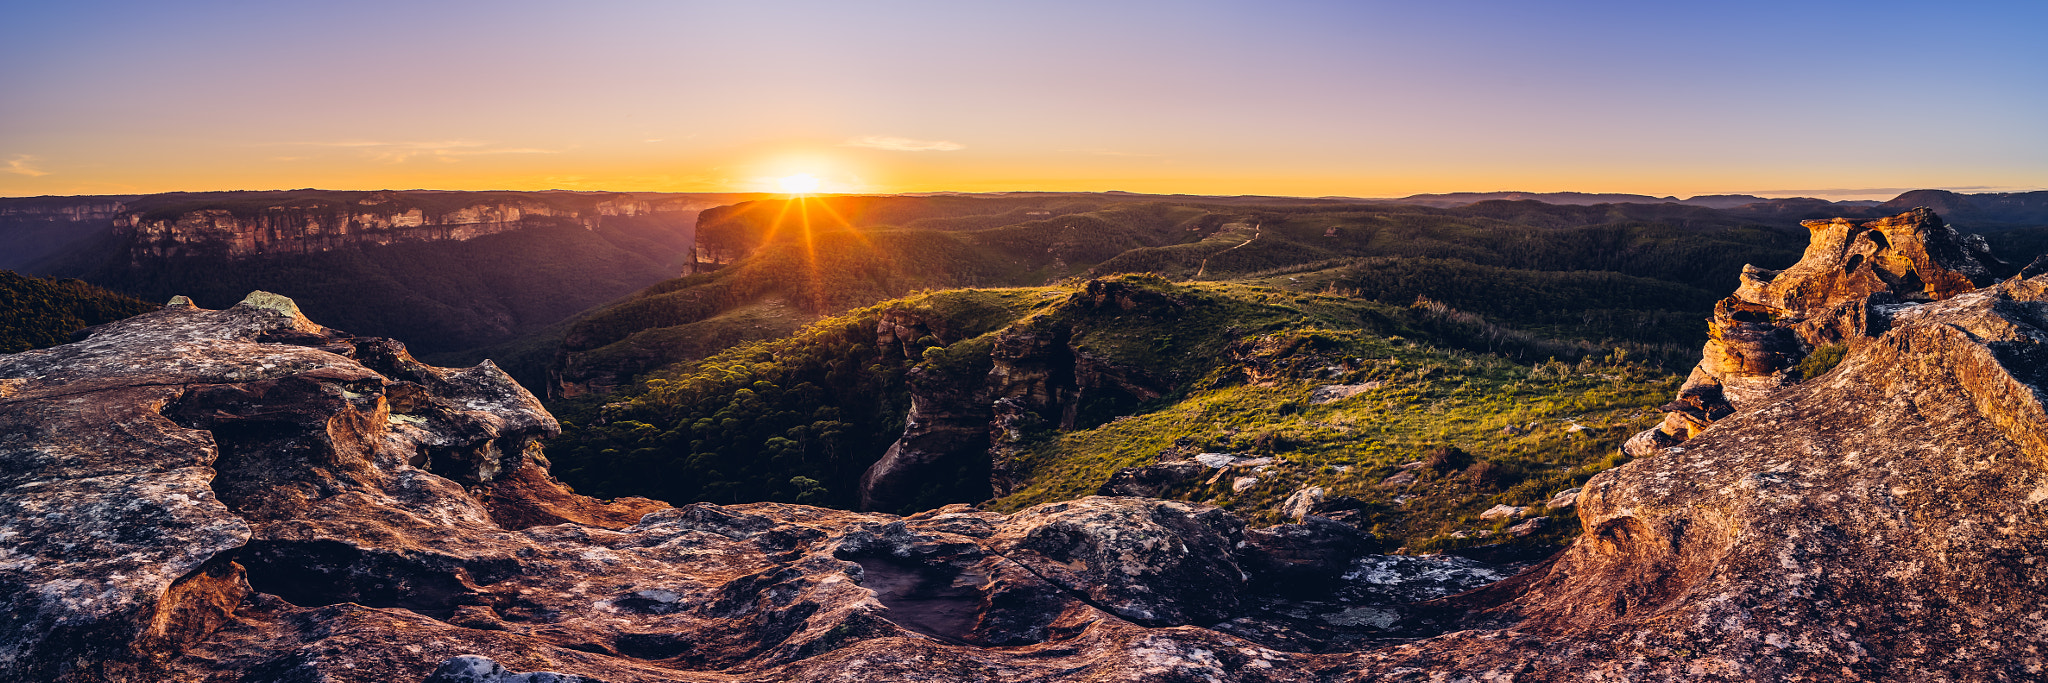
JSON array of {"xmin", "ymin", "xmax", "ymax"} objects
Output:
[
  {"xmin": 776, "ymin": 174, "xmax": 821, "ymax": 194},
  {"xmin": 0, "ymin": 138, "xmax": 2026, "ymax": 203}
]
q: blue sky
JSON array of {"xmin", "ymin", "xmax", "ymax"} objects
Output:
[{"xmin": 2, "ymin": 0, "xmax": 2042, "ymax": 198}]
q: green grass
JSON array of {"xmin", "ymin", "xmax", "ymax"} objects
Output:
[
  {"xmin": 986, "ymin": 315, "xmax": 1675, "ymax": 549},
  {"xmin": 550, "ymin": 274, "xmax": 1681, "ymax": 549}
]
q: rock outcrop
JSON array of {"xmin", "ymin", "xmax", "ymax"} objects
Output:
[
  {"xmin": 0, "ymin": 292, "xmax": 1498, "ymax": 682},
  {"xmin": 1630, "ymin": 208, "xmax": 2011, "ymax": 455},
  {"xmin": 1333, "ymin": 268, "xmax": 2048, "ymax": 681},
  {"xmin": 856, "ymin": 312, "xmax": 994, "ymax": 512}
]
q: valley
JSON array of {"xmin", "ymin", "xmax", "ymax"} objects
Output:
[{"xmin": 5, "ymin": 197, "xmax": 2047, "ymax": 681}]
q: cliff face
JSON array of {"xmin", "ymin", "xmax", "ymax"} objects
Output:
[
  {"xmin": 859, "ymin": 279, "xmax": 1172, "ymax": 512},
  {"xmin": 0, "ymin": 198, "xmax": 130, "ymax": 221},
  {"xmin": 0, "ymin": 197, "xmax": 136, "ymax": 270},
  {"xmin": 114, "ymin": 192, "xmax": 717, "ymax": 263}
]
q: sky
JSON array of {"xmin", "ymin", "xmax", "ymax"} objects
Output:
[{"xmin": 2, "ymin": 0, "xmax": 2043, "ymax": 200}]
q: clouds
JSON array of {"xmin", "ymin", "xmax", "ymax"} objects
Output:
[
  {"xmin": 5, "ymin": 155, "xmax": 50, "ymax": 177},
  {"xmin": 284, "ymin": 140, "xmax": 561, "ymax": 163},
  {"xmin": 843, "ymin": 136, "xmax": 964, "ymax": 152}
]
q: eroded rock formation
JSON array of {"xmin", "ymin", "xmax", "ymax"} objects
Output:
[
  {"xmin": 1335, "ymin": 268, "xmax": 2048, "ymax": 681},
  {"xmin": 1629, "ymin": 207, "xmax": 2011, "ymax": 455}
]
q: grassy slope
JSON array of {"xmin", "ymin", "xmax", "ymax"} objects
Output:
[
  {"xmin": 991, "ymin": 331, "xmax": 1669, "ymax": 550},
  {"xmin": 553, "ymin": 204, "xmax": 1226, "ymax": 388},
  {"xmin": 551, "ymin": 275, "xmax": 1679, "ymax": 549}
]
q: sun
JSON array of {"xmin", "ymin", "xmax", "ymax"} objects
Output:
[{"xmin": 776, "ymin": 173, "xmax": 821, "ymax": 194}]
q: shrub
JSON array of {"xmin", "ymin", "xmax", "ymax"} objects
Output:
[{"xmin": 1796, "ymin": 344, "xmax": 1848, "ymax": 380}]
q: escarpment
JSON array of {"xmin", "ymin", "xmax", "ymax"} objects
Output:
[
  {"xmin": 1628, "ymin": 207, "xmax": 2012, "ymax": 455},
  {"xmin": 113, "ymin": 191, "xmax": 720, "ymax": 263}
]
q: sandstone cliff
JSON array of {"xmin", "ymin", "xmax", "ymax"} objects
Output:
[
  {"xmin": 0, "ymin": 197, "xmax": 135, "ymax": 271},
  {"xmin": 1628, "ymin": 207, "xmax": 2011, "ymax": 455},
  {"xmin": 113, "ymin": 191, "xmax": 722, "ymax": 263}
]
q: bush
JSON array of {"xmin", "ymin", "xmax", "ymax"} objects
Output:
[{"xmin": 1796, "ymin": 344, "xmax": 1848, "ymax": 380}]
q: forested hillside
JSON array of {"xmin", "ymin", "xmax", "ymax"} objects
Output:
[{"xmin": 545, "ymin": 197, "xmax": 1804, "ymax": 398}]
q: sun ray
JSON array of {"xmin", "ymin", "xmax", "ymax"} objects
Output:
[
  {"xmin": 797, "ymin": 195, "xmax": 823, "ymax": 311},
  {"xmin": 758, "ymin": 196, "xmax": 797, "ymax": 251},
  {"xmin": 806, "ymin": 196, "xmax": 870, "ymax": 249}
]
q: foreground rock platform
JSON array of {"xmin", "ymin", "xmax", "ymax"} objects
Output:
[{"xmin": 7, "ymin": 227, "xmax": 2048, "ymax": 681}]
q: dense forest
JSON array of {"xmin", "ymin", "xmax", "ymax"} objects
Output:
[{"xmin": 0, "ymin": 270, "xmax": 156, "ymax": 353}]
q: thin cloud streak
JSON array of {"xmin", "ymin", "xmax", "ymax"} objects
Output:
[
  {"xmin": 5, "ymin": 155, "xmax": 50, "ymax": 177},
  {"xmin": 843, "ymin": 136, "xmax": 965, "ymax": 152}
]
